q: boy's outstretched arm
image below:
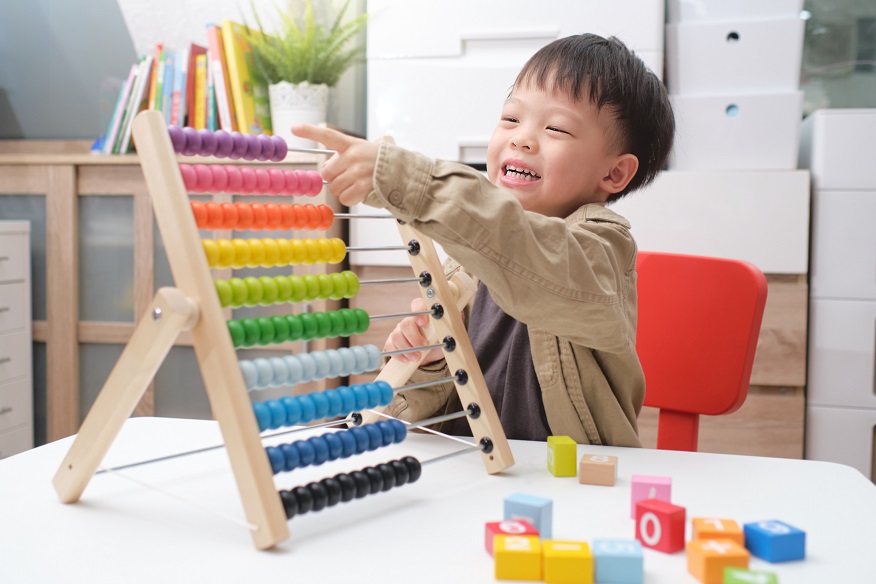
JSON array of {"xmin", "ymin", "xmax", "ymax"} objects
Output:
[{"xmin": 291, "ymin": 124, "xmax": 379, "ymax": 206}]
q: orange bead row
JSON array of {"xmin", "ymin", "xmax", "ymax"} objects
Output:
[{"xmin": 191, "ymin": 201, "xmax": 333, "ymax": 231}]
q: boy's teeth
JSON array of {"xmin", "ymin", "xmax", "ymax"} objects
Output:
[{"xmin": 505, "ymin": 165, "xmax": 540, "ymax": 180}]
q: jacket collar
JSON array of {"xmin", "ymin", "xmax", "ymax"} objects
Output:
[{"xmin": 565, "ymin": 203, "xmax": 632, "ymax": 230}]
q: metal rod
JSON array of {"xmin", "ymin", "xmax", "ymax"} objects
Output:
[
  {"xmin": 360, "ymin": 277, "xmax": 424, "ymax": 285},
  {"xmin": 394, "ymin": 375, "xmax": 458, "ymax": 393},
  {"xmin": 95, "ymin": 416, "xmax": 359, "ymax": 475},
  {"xmin": 286, "ymin": 146, "xmax": 337, "ymax": 156},
  {"xmin": 333, "ymin": 213, "xmax": 396, "ymax": 219},
  {"xmin": 381, "ymin": 341, "xmax": 445, "ymax": 358},
  {"xmin": 346, "ymin": 245, "xmax": 411, "ymax": 252},
  {"xmin": 407, "ymin": 408, "xmax": 471, "ymax": 430},
  {"xmin": 369, "ymin": 309, "xmax": 432, "ymax": 321},
  {"xmin": 421, "ymin": 444, "xmax": 482, "ymax": 466}
]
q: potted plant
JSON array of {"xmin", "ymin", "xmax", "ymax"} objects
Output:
[{"xmin": 246, "ymin": 0, "xmax": 367, "ymax": 147}]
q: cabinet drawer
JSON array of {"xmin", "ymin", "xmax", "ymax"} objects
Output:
[
  {"xmin": 0, "ymin": 233, "xmax": 28, "ymax": 282},
  {"xmin": 0, "ymin": 378, "xmax": 31, "ymax": 433},
  {"xmin": 0, "ymin": 332, "xmax": 31, "ymax": 383},
  {"xmin": 0, "ymin": 424, "xmax": 33, "ymax": 459},
  {"xmin": 0, "ymin": 282, "xmax": 29, "ymax": 333},
  {"xmin": 806, "ymin": 405, "xmax": 876, "ymax": 481}
]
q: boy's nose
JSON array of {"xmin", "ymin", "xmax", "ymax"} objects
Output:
[{"xmin": 511, "ymin": 135, "xmax": 536, "ymax": 152}]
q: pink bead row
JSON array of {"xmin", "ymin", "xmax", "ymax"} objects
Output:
[
  {"xmin": 167, "ymin": 125, "xmax": 289, "ymax": 162},
  {"xmin": 179, "ymin": 164, "xmax": 324, "ymax": 196}
]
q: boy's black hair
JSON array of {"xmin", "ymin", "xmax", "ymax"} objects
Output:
[{"xmin": 514, "ymin": 34, "xmax": 675, "ymax": 202}]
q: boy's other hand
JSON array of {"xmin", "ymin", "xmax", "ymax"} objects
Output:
[
  {"xmin": 291, "ymin": 124, "xmax": 379, "ymax": 207},
  {"xmin": 383, "ymin": 298, "xmax": 444, "ymax": 365}
]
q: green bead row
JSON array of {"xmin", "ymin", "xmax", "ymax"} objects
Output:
[
  {"xmin": 214, "ymin": 271, "xmax": 360, "ymax": 309},
  {"xmin": 227, "ymin": 308, "xmax": 371, "ymax": 348}
]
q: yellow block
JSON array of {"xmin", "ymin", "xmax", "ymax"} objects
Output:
[
  {"xmin": 692, "ymin": 517, "xmax": 744, "ymax": 546},
  {"xmin": 543, "ymin": 540, "xmax": 594, "ymax": 584},
  {"xmin": 495, "ymin": 535, "xmax": 542, "ymax": 581},
  {"xmin": 547, "ymin": 436, "xmax": 578, "ymax": 477},
  {"xmin": 686, "ymin": 539, "xmax": 749, "ymax": 584}
]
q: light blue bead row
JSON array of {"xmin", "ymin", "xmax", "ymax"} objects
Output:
[{"xmin": 240, "ymin": 345, "xmax": 382, "ymax": 390}]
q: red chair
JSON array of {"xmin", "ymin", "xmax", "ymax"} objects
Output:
[{"xmin": 636, "ymin": 251, "xmax": 768, "ymax": 451}]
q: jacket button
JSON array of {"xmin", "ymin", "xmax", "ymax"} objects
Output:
[{"xmin": 389, "ymin": 190, "xmax": 403, "ymax": 205}]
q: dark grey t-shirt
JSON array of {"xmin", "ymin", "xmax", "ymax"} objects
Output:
[{"xmin": 440, "ymin": 283, "xmax": 552, "ymax": 441}]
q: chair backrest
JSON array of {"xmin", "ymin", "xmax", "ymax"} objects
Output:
[{"xmin": 636, "ymin": 251, "xmax": 768, "ymax": 451}]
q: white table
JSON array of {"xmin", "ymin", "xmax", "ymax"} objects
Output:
[{"xmin": 2, "ymin": 417, "xmax": 874, "ymax": 583}]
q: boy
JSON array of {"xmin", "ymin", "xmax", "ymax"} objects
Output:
[{"xmin": 293, "ymin": 34, "xmax": 674, "ymax": 446}]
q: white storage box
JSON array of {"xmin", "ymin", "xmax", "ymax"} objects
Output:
[
  {"xmin": 669, "ymin": 91, "xmax": 803, "ymax": 170},
  {"xmin": 668, "ymin": 0, "xmax": 803, "ymax": 23},
  {"xmin": 367, "ymin": 0, "xmax": 665, "ymax": 59},
  {"xmin": 610, "ymin": 169, "xmax": 810, "ymax": 274},
  {"xmin": 805, "ymin": 405, "xmax": 876, "ymax": 481},
  {"xmin": 810, "ymin": 190, "xmax": 876, "ymax": 300},
  {"xmin": 808, "ymin": 298, "xmax": 876, "ymax": 409},
  {"xmin": 666, "ymin": 18, "xmax": 804, "ymax": 95},
  {"xmin": 799, "ymin": 109, "xmax": 876, "ymax": 190}
]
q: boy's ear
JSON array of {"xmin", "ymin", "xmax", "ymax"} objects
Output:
[{"xmin": 602, "ymin": 154, "xmax": 639, "ymax": 194}]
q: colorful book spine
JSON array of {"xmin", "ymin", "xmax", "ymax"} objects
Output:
[
  {"xmin": 171, "ymin": 47, "xmax": 189, "ymax": 126},
  {"xmin": 206, "ymin": 49, "xmax": 218, "ymax": 132},
  {"xmin": 118, "ymin": 55, "xmax": 155, "ymax": 153},
  {"xmin": 103, "ymin": 63, "xmax": 138, "ymax": 155},
  {"xmin": 221, "ymin": 19, "xmax": 263, "ymax": 134},
  {"xmin": 184, "ymin": 44, "xmax": 207, "ymax": 127},
  {"xmin": 149, "ymin": 46, "xmax": 165, "ymax": 111},
  {"xmin": 161, "ymin": 51, "xmax": 175, "ymax": 124},
  {"xmin": 206, "ymin": 24, "xmax": 237, "ymax": 131},
  {"xmin": 193, "ymin": 53, "xmax": 208, "ymax": 130},
  {"xmin": 146, "ymin": 44, "xmax": 163, "ymax": 111}
]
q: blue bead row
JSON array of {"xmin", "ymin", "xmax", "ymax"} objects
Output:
[
  {"xmin": 252, "ymin": 381, "xmax": 394, "ymax": 432},
  {"xmin": 265, "ymin": 419, "xmax": 408, "ymax": 474},
  {"xmin": 240, "ymin": 345, "xmax": 382, "ymax": 390}
]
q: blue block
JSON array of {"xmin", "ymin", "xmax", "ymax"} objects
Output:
[
  {"xmin": 744, "ymin": 520, "xmax": 806, "ymax": 562},
  {"xmin": 504, "ymin": 493, "xmax": 553, "ymax": 539},
  {"xmin": 593, "ymin": 539, "xmax": 643, "ymax": 584}
]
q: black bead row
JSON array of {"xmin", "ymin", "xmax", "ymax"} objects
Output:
[{"xmin": 278, "ymin": 456, "xmax": 422, "ymax": 520}]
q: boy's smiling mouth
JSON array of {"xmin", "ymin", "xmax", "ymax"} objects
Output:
[{"xmin": 502, "ymin": 161, "xmax": 542, "ymax": 183}]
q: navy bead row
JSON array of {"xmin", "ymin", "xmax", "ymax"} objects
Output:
[
  {"xmin": 278, "ymin": 456, "xmax": 422, "ymax": 520},
  {"xmin": 265, "ymin": 419, "xmax": 407, "ymax": 475},
  {"xmin": 252, "ymin": 381, "xmax": 394, "ymax": 432}
]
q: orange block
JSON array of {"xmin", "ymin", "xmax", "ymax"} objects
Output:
[
  {"xmin": 692, "ymin": 518, "xmax": 744, "ymax": 546},
  {"xmin": 578, "ymin": 454, "xmax": 618, "ymax": 486},
  {"xmin": 687, "ymin": 539, "xmax": 750, "ymax": 584}
]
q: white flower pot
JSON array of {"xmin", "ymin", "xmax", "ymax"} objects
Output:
[{"xmin": 268, "ymin": 81, "xmax": 330, "ymax": 149}]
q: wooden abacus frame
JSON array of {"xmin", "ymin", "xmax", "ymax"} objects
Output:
[{"xmin": 51, "ymin": 110, "xmax": 513, "ymax": 550}]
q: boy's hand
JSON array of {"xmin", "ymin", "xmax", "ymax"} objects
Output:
[
  {"xmin": 291, "ymin": 124, "xmax": 379, "ymax": 207},
  {"xmin": 384, "ymin": 298, "xmax": 445, "ymax": 365}
]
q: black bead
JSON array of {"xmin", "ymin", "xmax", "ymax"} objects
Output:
[
  {"xmin": 391, "ymin": 459, "xmax": 410, "ymax": 487},
  {"xmin": 418, "ymin": 271, "xmax": 432, "ymax": 287},
  {"xmin": 403, "ymin": 456, "xmax": 422, "ymax": 483},
  {"xmin": 294, "ymin": 486, "xmax": 313, "ymax": 515},
  {"xmin": 279, "ymin": 490, "xmax": 298, "ymax": 520},
  {"xmin": 378, "ymin": 463, "xmax": 396, "ymax": 491},
  {"xmin": 365, "ymin": 466, "xmax": 383, "ymax": 494},
  {"xmin": 351, "ymin": 470, "xmax": 370, "ymax": 499},
  {"xmin": 336, "ymin": 472, "xmax": 356, "ymax": 503},
  {"xmin": 430, "ymin": 303, "xmax": 444, "ymax": 319},
  {"xmin": 321, "ymin": 477, "xmax": 342, "ymax": 507},
  {"xmin": 308, "ymin": 481, "xmax": 328, "ymax": 512}
]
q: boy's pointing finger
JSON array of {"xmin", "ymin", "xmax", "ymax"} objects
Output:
[{"xmin": 291, "ymin": 124, "xmax": 356, "ymax": 153}]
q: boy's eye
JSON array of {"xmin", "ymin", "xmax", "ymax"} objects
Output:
[
  {"xmin": 547, "ymin": 126, "xmax": 570, "ymax": 135},
  {"xmin": 502, "ymin": 116, "xmax": 519, "ymax": 123}
]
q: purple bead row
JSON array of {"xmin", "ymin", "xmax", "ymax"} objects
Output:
[{"xmin": 167, "ymin": 125, "xmax": 289, "ymax": 162}]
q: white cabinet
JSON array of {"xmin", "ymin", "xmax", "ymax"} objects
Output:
[
  {"xmin": 801, "ymin": 109, "xmax": 876, "ymax": 481},
  {"xmin": 0, "ymin": 221, "xmax": 33, "ymax": 459}
]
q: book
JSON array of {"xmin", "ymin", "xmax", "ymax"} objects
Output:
[
  {"xmin": 221, "ymin": 19, "xmax": 271, "ymax": 135},
  {"xmin": 193, "ymin": 53, "xmax": 208, "ymax": 130},
  {"xmin": 206, "ymin": 50, "xmax": 217, "ymax": 131},
  {"xmin": 117, "ymin": 55, "xmax": 155, "ymax": 153},
  {"xmin": 102, "ymin": 63, "xmax": 138, "ymax": 155},
  {"xmin": 146, "ymin": 44, "xmax": 163, "ymax": 112},
  {"xmin": 205, "ymin": 24, "xmax": 237, "ymax": 131},
  {"xmin": 184, "ymin": 43, "xmax": 207, "ymax": 127},
  {"xmin": 170, "ymin": 46, "xmax": 189, "ymax": 126},
  {"xmin": 161, "ymin": 50, "xmax": 175, "ymax": 124}
]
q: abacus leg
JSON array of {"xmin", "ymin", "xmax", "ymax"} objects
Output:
[{"xmin": 52, "ymin": 287, "xmax": 199, "ymax": 503}]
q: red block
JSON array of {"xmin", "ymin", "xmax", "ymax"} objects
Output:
[
  {"xmin": 635, "ymin": 498, "xmax": 686, "ymax": 553},
  {"xmin": 485, "ymin": 520, "xmax": 540, "ymax": 556}
]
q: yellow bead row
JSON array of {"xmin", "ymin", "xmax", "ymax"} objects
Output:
[{"xmin": 202, "ymin": 237, "xmax": 346, "ymax": 269}]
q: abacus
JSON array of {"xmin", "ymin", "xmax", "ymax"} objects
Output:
[{"xmin": 52, "ymin": 110, "xmax": 513, "ymax": 550}]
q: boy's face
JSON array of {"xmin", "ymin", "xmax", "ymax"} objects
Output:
[{"xmin": 486, "ymin": 83, "xmax": 624, "ymax": 217}]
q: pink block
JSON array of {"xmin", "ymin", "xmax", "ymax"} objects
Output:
[
  {"xmin": 630, "ymin": 475, "xmax": 672, "ymax": 518},
  {"xmin": 484, "ymin": 520, "xmax": 539, "ymax": 556}
]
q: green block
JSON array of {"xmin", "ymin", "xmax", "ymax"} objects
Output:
[
  {"xmin": 724, "ymin": 566, "xmax": 779, "ymax": 584},
  {"xmin": 547, "ymin": 436, "xmax": 577, "ymax": 477}
]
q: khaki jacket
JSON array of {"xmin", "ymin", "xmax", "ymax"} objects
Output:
[{"xmin": 364, "ymin": 143, "xmax": 645, "ymax": 447}]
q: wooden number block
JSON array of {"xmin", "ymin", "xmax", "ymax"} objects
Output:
[
  {"xmin": 635, "ymin": 498, "xmax": 686, "ymax": 553},
  {"xmin": 630, "ymin": 474, "xmax": 672, "ymax": 518},
  {"xmin": 504, "ymin": 492, "xmax": 553, "ymax": 539},
  {"xmin": 578, "ymin": 454, "xmax": 618, "ymax": 486},
  {"xmin": 723, "ymin": 566, "xmax": 779, "ymax": 584},
  {"xmin": 692, "ymin": 517, "xmax": 744, "ymax": 546},
  {"xmin": 485, "ymin": 520, "xmax": 539, "ymax": 556},
  {"xmin": 743, "ymin": 520, "xmax": 806, "ymax": 562},
  {"xmin": 592, "ymin": 539, "xmax": 643, "ymax": 584},
  {"xmin": 686, "ymin": 539, "xmax": 750, "ymax": 584},
  {"xmin": 543, "ymin": 540, "xmax": 593, "ymax": 584},
  {"xmin": 547, "ymin": 436, "xmax": 577, "ymax": 477},
  {"xmin": 494, "ymin": 535, "xmax": 542, "ymax": 581}
]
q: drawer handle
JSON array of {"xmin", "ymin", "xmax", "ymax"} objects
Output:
[
  {"xmin": 0, "ymin": 307, "xmax": 9, "ymax": 313},
  {"xmin": 0, "ymin": 357, "xmax": 10, "ymax": 365},
  {"xmin": 0, "ymin": 406, "xmax": 12, "ymax": 416},
  {"xmin": 0, "ymin": 256, "xmax": 8, "ymax": 261}
]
